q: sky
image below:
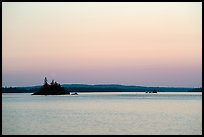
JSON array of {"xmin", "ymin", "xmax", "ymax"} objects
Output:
[{"xmin": 2, "ymin": 2, "xmax": 202, "ymax": 87}]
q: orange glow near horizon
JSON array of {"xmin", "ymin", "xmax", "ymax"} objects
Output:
[{"xmin": 2, "ymin": 2, "xmax": 202, "ymax": 87}]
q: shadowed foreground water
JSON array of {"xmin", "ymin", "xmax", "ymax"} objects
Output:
[{"xmin": 2, "ymin": 92, "xmax": 202, "ymax": 135}]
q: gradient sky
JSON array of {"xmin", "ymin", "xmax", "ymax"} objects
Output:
[{"xmin": 2, "ymin": 2, "xmax": 202, "ymax": 87}]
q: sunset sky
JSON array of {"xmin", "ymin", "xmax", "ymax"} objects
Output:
[{"xmin": 2, "ymin": 2, "xmax": 202, "ymax": 87}]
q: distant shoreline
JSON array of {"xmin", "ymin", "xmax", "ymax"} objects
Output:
[{"xmin": 2, "ymin": 85, "xmax": 202, "ymax": 93}]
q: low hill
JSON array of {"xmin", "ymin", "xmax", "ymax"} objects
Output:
[
  {"xmin": 2, "ymin": 84, "xmax": 201, "ymax": 93},
  {"xmin": 61, "ymin": 84, "xmax": 196, "ymax": 92}
]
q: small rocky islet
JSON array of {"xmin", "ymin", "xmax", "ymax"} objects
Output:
[{"xmin": 32, "ymin": 77, "xmax": 71, "ymax": 95}]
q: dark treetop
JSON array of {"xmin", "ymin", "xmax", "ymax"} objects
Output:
[{"xmin": 32, "ymin": 77, "xmax": 70, "ymax": 95}]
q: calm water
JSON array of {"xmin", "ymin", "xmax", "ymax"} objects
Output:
[{"xmin": 2, "ymin": 92, "xmax": 202, "ymax": 135}]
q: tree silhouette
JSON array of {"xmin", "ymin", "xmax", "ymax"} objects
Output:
[
  {"xmin": 32, "ymin": 77, "xmax": 70, "ymax": 95},
  {"xmin": 44, "ymin": 77, "xmax": 48, "ymax": 85}
]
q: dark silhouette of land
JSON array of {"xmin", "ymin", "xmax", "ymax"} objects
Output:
[
  {"xmin": 2, "ymin": 80, "xmax": 202, "ymax": 94},
  {"xmin": 31, "ymin": 77, "xmax": 70, "ymax": 95},
  {"xmin": 146, "ymin": 89, "xmax": 158, "ymax": 93},
  {"xmin": 2, "ymin": 87, "xmax": 28, "ymax": 93}
]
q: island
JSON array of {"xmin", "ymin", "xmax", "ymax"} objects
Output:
[
  {"xmin": 145, "ymin": 89, "xmax": 158, "ymax": 93},
  {"xmin": 32, "ymin": 77, "xmax": 70, "ymax": 95}
]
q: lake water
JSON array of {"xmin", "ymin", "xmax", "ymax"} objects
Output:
[{"xmin": 2, "ymin": 92, "xmax": 202, "ymax": 135}]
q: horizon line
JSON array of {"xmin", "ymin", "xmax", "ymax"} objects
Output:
[{"xmin": 2, "ymin": 83, "xmax": 201, "ymax": 89}]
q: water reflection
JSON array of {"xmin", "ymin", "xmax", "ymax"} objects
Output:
[{"xmin": 2, "ymin": 92, "xmax": 202, "ymax": 135}]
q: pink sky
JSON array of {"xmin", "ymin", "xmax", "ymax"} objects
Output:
[{"xmin": 2, "ymin": 2, "xmax": 202, "ymax": 87}]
